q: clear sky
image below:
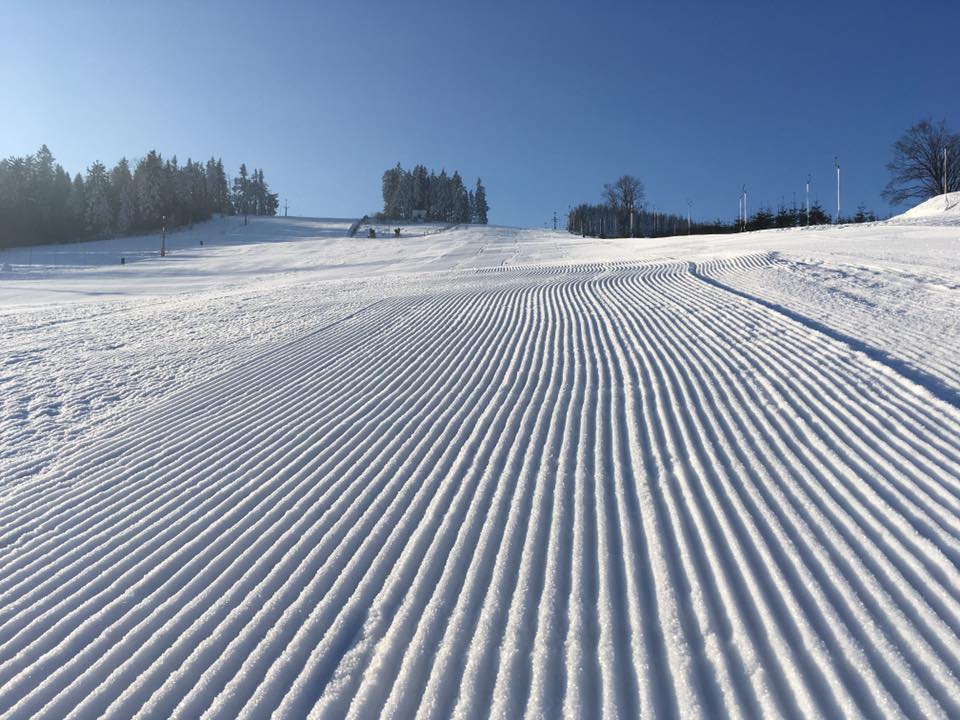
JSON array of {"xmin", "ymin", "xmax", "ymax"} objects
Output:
[{"xmin": 3, "ymin": 0, "xmax": 958, "ymax": 227}]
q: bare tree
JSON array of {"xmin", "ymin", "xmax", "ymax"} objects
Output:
[
  {"xmin": 602, "ymin": 175, "xmax": 645, "ymax": 236},
  {"xmin": 603, "ymin": 174, "xmax": 645, "ymax": 212},
  {"xmin": 882, "ymin": 119, "xmax": 960, "ymax": 205}
]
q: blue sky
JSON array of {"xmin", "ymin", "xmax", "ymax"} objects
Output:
[{"xmin": 3, "ymin": 0, "xmax": 958, "ymax": 226}]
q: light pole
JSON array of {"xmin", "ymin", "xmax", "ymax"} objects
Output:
[
  {"xmin": 742, "ymin": 185, "xmax": 748, "ymax": 231},
  {"xmin": 160, "ymin": 215, "xmax": 166, "ymax": 257},
  {"xmin": 687, "ymin": 200, "xmax": 693, "ymax": 235},
  {"xmin": 806, "ymin": 175, "xmax": 811, "ymax": 226},
  {"xmin": 945, "ymin": 147, "xmax": 949, "ymax": 196},
  {"xmin": 835, "ymin": 157, "xmax": 841, "ymax": 224}
]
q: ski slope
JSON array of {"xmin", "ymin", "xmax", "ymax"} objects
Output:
[{"xmin": 1, "ymin": 213, "xmax": 960, "ymax": 718}]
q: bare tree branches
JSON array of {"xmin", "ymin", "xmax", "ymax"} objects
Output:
[
  {"xmin": 603, "ymin": 174, "xmax": 645, "ymax": 212},
  {"xmin": 882, "ymin": 119, "xmax": 960, "ymax": 205}
]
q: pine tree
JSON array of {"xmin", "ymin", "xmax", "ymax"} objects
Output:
[
  {"xmin": 0, "ymin": 155, "xmax": 34, "ymax": 246},
  {"xmin": 110, "ymin": 158, "xmax": 136, "ymax": 233},
  {"xmin": 206, "ymin": 158, "xmax": 231, "ymax": 215},
  {"xmin": 33, "ymin": 145, "xmax": 56, "ymax": 233},
  {"xmin": 248, "ymin": 168, "xmax": 262, "ymax": 215},
  {"xmin": 205, "ymin": 158, "xmax": 218, "ymax": 215},
  {"xmin": 66, "ymin": 173, "xmax": 86, "ymax": 231},
  {"xmin": 218, "ymin": 159, "xmax": 231, "ymax": 215},
  {"xmin": 0, "ymin": 146, "xmax": 280, "ymax": 248},
  {"xmin": 750, "ymin": 207, "xmax": 775, "ymax": 231},
  {"xmin": 412, "ymin": 164, "xmax": 429, "ymax": 214},
  {"xmin": 775, "ymin": 204, "xmax": 794, "ymax": 229},
  {"xmin": 34, "ymin": 145, "xmax": 55, "ymax": 187},
  {"xmin": 257, "ymin": 169, "xmax": 279, "ymax": 216},
  {"xmin": 171, "ymin": 157, "xmax": 193, "ymax": 223},
  {"xmin": 255, "ymin": 169, "xmax": 267, "ymax": 215},
  {"xmin": 382, "ymin": 162, "xmax": 404, "ymax": 218},
  {"xmin": 50, "ymin": 165, "xmax": 73, "ymax": 240},
  {"xmin": 853, "ymin": 204, "xmax": 876, "ymax": 223},
  {"xmin": 808, "ymin": 200, "xmax": 830, "ymax": 225},
  {"xmin": 473, "ymin": 178, "xmax": 489, "ymax": 224},
  {"xmin": 434, "ymin": 169, "xmax": 451, "ymax": 222},
  {"xmin": 183, "ymin": 159, "xmax": 208, "ymax": 223},
  {"xmin": 84, "ymin": 161, "xmax": 113, "ymax": 235},
  {"xmin": 162, "ymin": 156, "xmax": 179, "ymax": 224},
  {"xmin": 397, "ymin": 167, "xmax": 414, "ymax": 219},
  {"xmin": 233, "ymin": 163, "xmax": 250, "ymax": 215},
  {"xmin": 425, "ymin": 170, "xmax": 437, "ymax": 219},
  {"xmin": 134, "ymin": 151, "xmax": 164, "ymax": 229},
  {"xmin": 450, "ymin": 171, "xmax": 469, "ymax": 223}
]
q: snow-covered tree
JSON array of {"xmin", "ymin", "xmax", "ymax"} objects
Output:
[
  {"xmin": 84, "ymin": 161, "xmax": 112, "ymax": 235},
  {"xmin": 50, "ymin": 165, "xmax": 73, "ymax": 238},
  {"xmin": 110, "ymin": 158, "xmax": 136, "ymax": 233},
  {"xmin": 66, "ymin": 173, "xmax": 86, "ymax": 229},
  {"xmin": 397, "ymin": 169, "xmax": 414, "ymax": 219},
  {"xmin": 0, "ymin": 145, "xmax": 280, "ymax": 247},
  {"xmin": 412, "ymin": 164, "xmax": 429, "ymax": 214},
  {"xmin": 179, "ymin": 158, "xmax": 208, "ymax": 224},
  {"xmin": 169, "ymin": 156, "xmax": 192, "ymax": 223},
  {"xmin": 135, "ymin": 151, "xmax": 165, "ymax": 228},
  {"xmin": 33, "ymin": 145, "xmax": 56, "ymax": 226},
  {"xmin": 382, "ymin": 163, "xmax": 404, "ymax": 218},
  {"xmin": 380, "ymin": 164, "xmax": 488, "ymax": 224}
]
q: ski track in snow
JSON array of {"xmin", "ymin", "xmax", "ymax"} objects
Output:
[
  {"xmin": 698, "ymin": 252, "xmax": 960, "ymax": 397},
  {"xmin": 1, "ymin": 226, "xmax": 960, "ymax": 718}
]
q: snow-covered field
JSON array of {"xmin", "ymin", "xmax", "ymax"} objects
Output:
[{"xmin": 1, "ymin": 200, "xmax": 959, "ymax": 718}]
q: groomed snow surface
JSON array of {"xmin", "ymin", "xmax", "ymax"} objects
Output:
[{"xmin": 1, "ymin": 212, "xmax": 960, "ymax": 718}]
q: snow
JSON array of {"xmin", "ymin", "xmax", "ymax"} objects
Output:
[
  {"xmin": 355, "ymin": 219, "xmax": 457, "ymax": 239},
  {"xmin": 891, "ymin": 190, "xmax": 960, "ymax": 220},
  {"xmin": 1, "ymin": 206, "xmax": 959, "ymax": 717}
]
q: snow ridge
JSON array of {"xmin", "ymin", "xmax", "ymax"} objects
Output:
[
  {"xmin": 892, "ymin": 192, "xmax": 960, "ymax": 221},
  {"xmin": 1, "ymin": 257, "xmax": 959, "ymax": 718}
]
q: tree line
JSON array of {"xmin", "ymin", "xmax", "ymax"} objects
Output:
[
  {"xmin": 568, "ymin": 115, "xmax": 960, "ymax": 239},
  {"xmin": 0, "ymin": 145, "xmax": 278, "ymax": 248},
  {"xmin": 568, "ymin": 174, "xmax": 714, "ymax": 237},
  {"xmin": 569, "ymin": 196, "xmax": 878, "ymax": 237},
  {"xmin": 380, "ymin": 163, "xmax": 488, "ymax": 224},
  {"xmin": 746, "ymin": 202, "xmax": 877, "ymax": 230},
  {"xmin": 568, "ymin": 203, "xmax": 703, "ymax": 237},
  {"xmin": 568, "ymin": 172, "xmax": 885, "ymax": 238}
]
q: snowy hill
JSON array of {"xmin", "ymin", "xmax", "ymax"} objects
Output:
[
  {"xmin": 1, "ymin": 212, "xmax": 960, "ymax": 717},
  {"xmin": 891, "ymin": 190, "xmax": 960, "ymax": 220}
]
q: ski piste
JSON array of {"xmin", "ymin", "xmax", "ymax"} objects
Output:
[{"xmin": 1, "ymin": 200, "xmax": 959, "ymax": 717}]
